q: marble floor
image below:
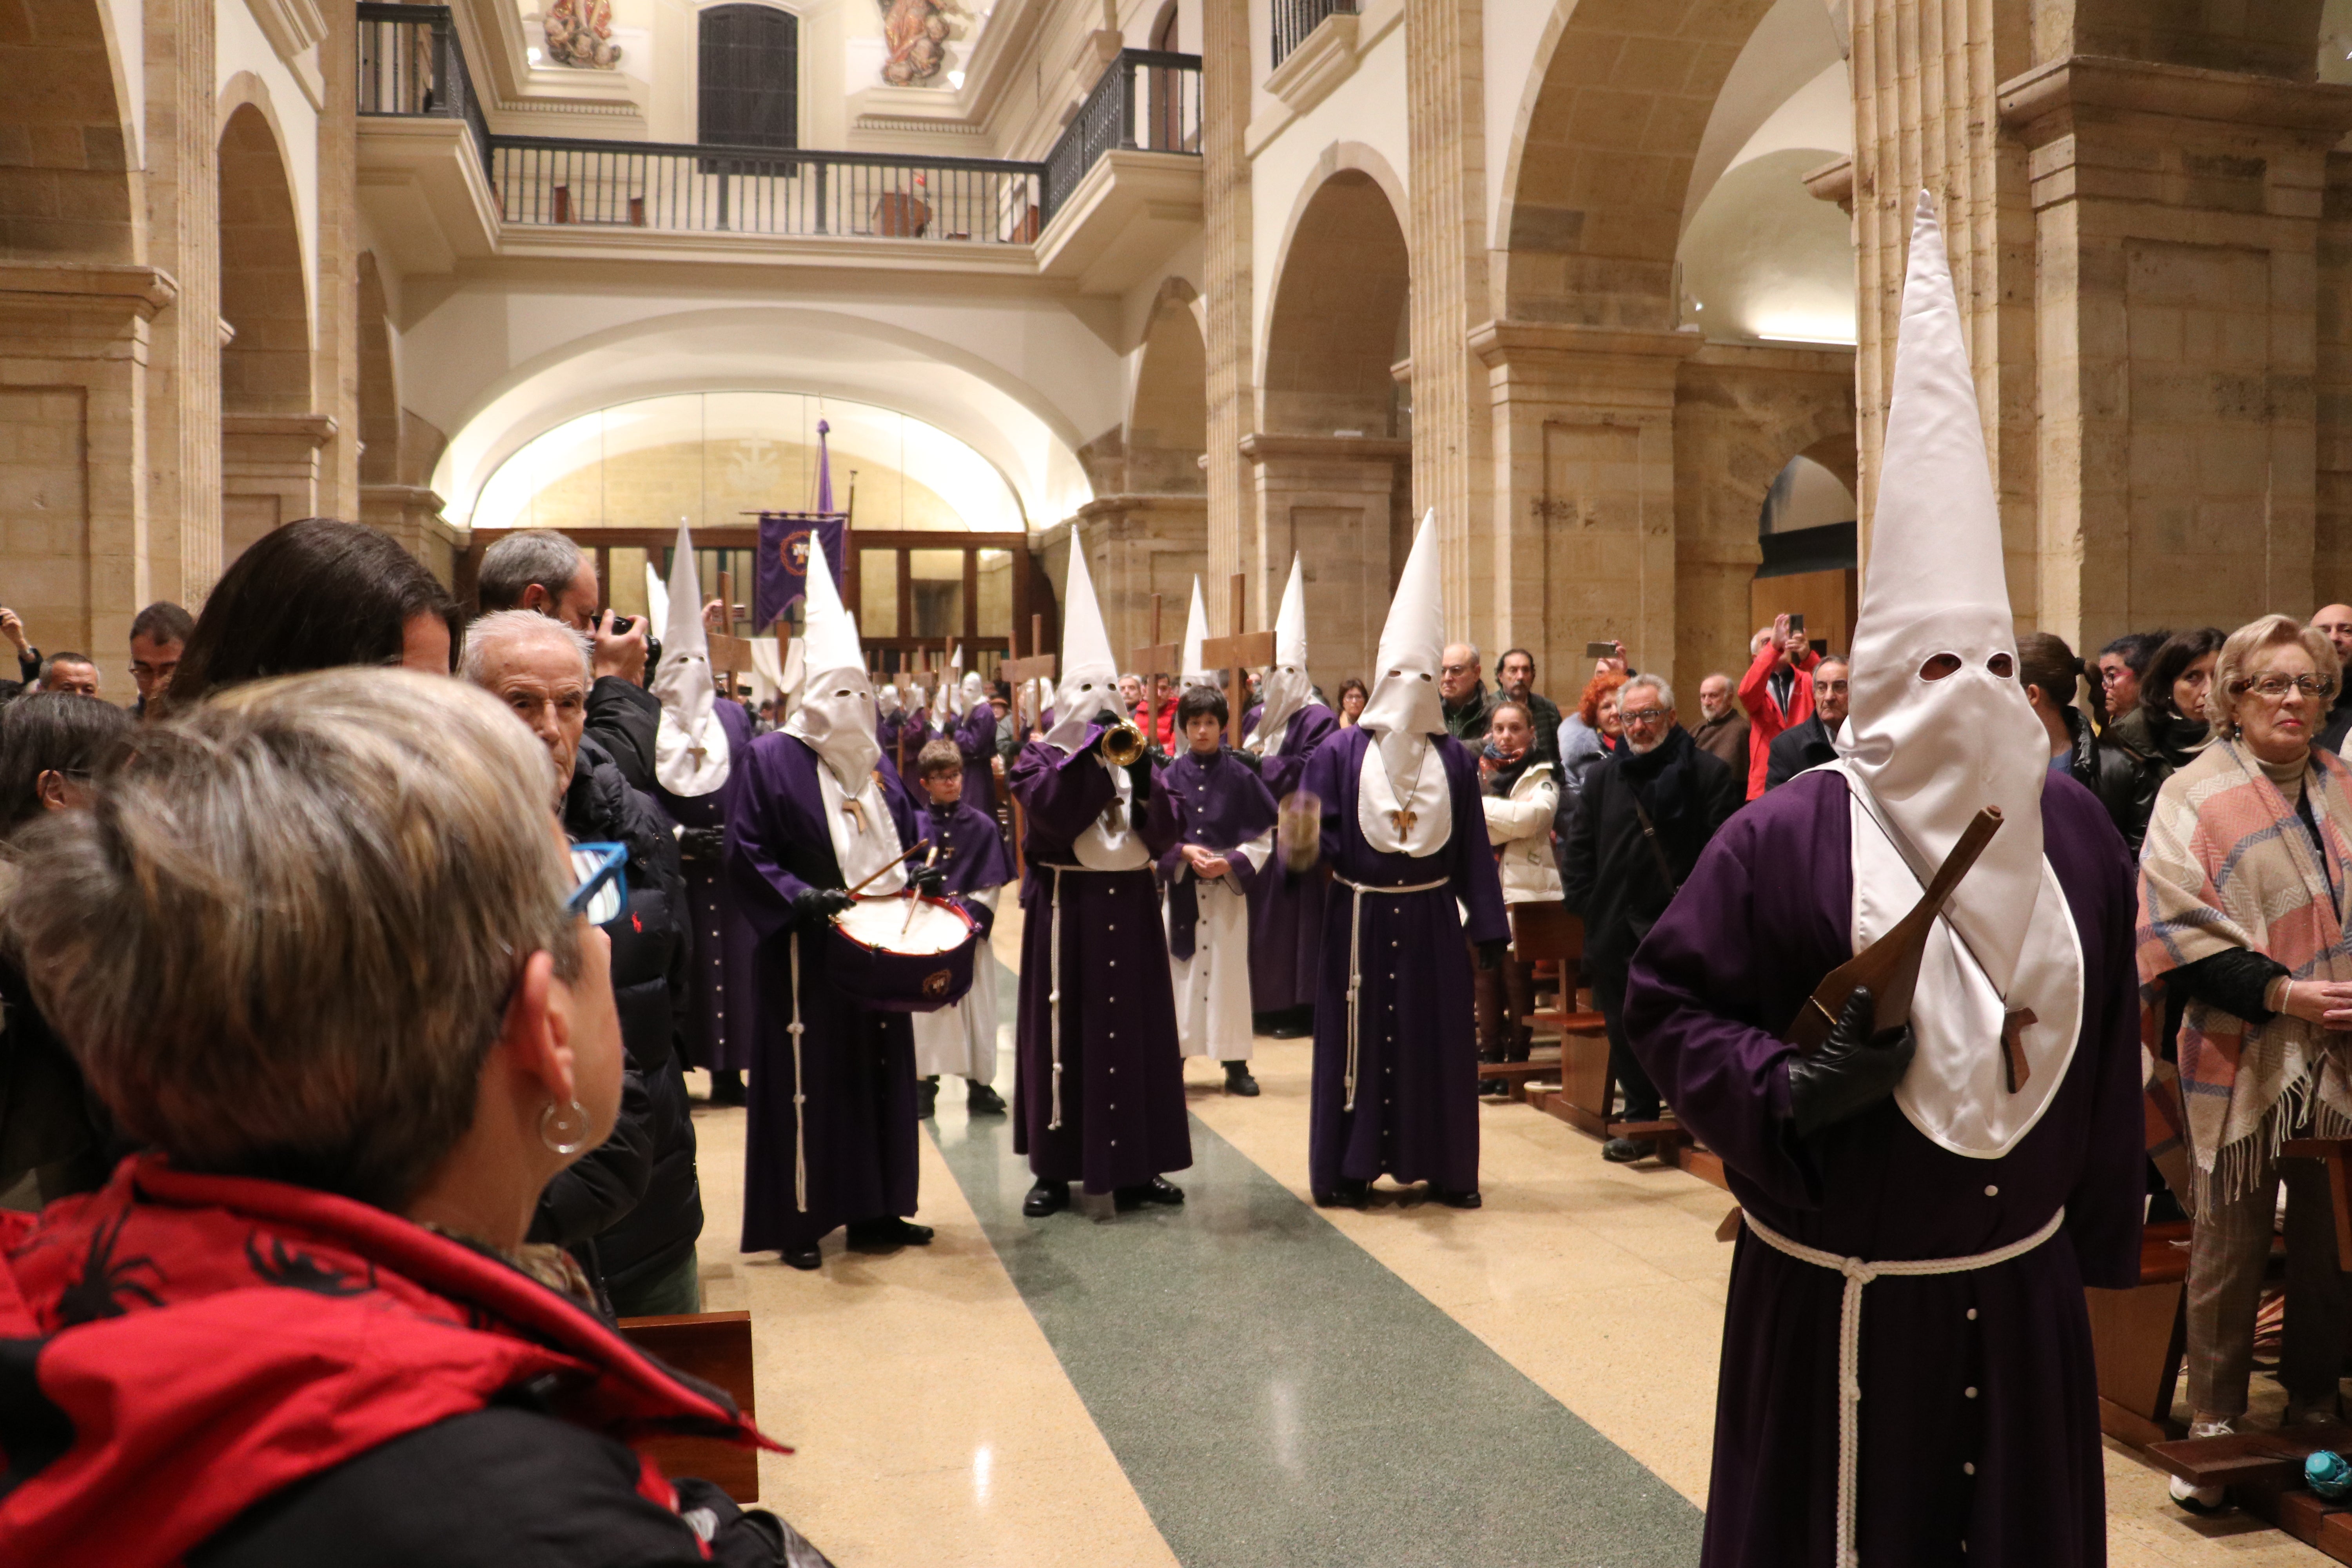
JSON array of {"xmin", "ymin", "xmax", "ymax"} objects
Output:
[{"xmin": 683, "ymin": 909, "xmax": 2327, "ymax": 1567}]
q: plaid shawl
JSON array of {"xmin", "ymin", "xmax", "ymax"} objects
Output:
[{"xmin": 2137, "ymin": 737, "xmax": 2352, "ymax": 1205}]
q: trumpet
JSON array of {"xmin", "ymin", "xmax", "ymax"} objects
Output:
[{"xmin": 1097, "ymin": 715, "xmax": 1149, "ymax": 767}]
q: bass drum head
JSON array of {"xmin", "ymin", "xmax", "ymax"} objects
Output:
[{"xmin": 828, "ymin": 895, "xmax": 980, "ymax": 1013}]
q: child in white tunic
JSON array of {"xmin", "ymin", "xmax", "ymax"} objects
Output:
[{"xmin": 907, "ymin": 739, "xmax": 1013, "ymax": 1118}]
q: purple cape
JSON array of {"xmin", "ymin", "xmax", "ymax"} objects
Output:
[
  {"xmin": 1621, "ymin": 768, "xmax": 2143, "ymax": 1568},
  {"xmin": 954, "ymin": 703, "xmax": 1003, "ymax": 834},
  {"xmin": 1148, "ymin": 746, "xmax": 1278, "ymax": 960},
  {"xmin": 724, "ymin": 733, "xmax": 924, "ymax": 1252},
  {"xmin": 917, "ymin": 795, "xmax": 1014, "ymax": 935},
  {"xmin": 1007, "ymin": 734, "xmax": 1192, "ymax": 1193},
  {"xmin": 1300, "ymin": 727, "xmax": 1509, "ymax": 1193},
  {"xmin": 655, "ymin": 700, "xmax": 758, "ymax": 1074},
  {"xmin": 1242, "ymin": 701, "xmax": 1339, "ymax": 1011}
]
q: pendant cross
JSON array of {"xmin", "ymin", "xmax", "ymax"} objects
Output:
[
  {"xmin": 1390, "ymin": 808, "xmax": 1418, "ymax": 838},
  {"xmin": 2000, "ymin": 1007, "xmax": 2036, "ymax": 1093}
]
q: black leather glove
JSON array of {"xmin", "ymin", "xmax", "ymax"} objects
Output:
[
  {"xmin": 1126, "ymin": 757, "xmax": 1154, "ymax": 804},
  {"xmin": 1230, "ymin": 746, "xmax": 1262, "ymax": 774},
  {"xmin": 677, "ymin": 825, "xmax": 726, "ymax": 864},
  {"xmin": 1476, "ymin": 938, "xmax": 1508, "ymax": 971},
  {"xmin": 1786, "ymin": 985, "xmax": 1915, "ymax": 1136},
  {"xmin": 793, "ymin": 886, "xmax": 853, "ymax": 924},
  {"xmin": 905, "ymin": 863, "xmax": 947, "ymax": 896}
]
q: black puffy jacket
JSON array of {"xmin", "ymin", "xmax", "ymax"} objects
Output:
[{"xmin": 558, "ymin": 735, "xmax": 702, "ymax": 1302}]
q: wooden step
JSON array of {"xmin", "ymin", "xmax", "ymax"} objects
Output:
[{"xmin": 2147, "ymin": 1424, "xmax": 2352, "ymax": 1491}]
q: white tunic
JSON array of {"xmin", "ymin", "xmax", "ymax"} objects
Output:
[
  {"xmin": 911, "ymin": 887, "xmax": 1002, "ymax": 1082},
  {"xmin": 1165, "ymin": 831, "xmax": 1272, "ymax": 1061}
]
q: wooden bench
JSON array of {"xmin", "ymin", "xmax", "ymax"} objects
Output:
[
  {"xmin": 2086, "ymin": 1220, "xmax": 2190, "ymax": 1448},
  {"xmin": 618, "ymin": 1310, "xmax": 760, "ymax": 1503},
  {"xmin": 1477, "ymin": 904, "xmax": 1606, "ymax": 1104}
]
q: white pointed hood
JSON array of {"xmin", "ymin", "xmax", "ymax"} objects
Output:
[
  {"xmin": 1250, "ymin": 554, "xmax": 1316, "ymax": 748},
  {"xmin": 1357, "ymin": 511, "xmax": 1446, "ymax": 777},
  {"xmin": 652, "ymin": 523, "xmax": 731, "ymax": 796},
  {"xmin": 783, "ymin": 532, "xmax": 880, "ymax": 788},
  {"xmin": 945, "ymin": 644, "xmax": 967, "ymax": 716},
  {"xmin": 644, "ymin": 559, "xmax": 671, "ymax": 651},
  {"xmin": 1179, "ymin": 577, "xmax": 1216, "ymax": 689},
  {"xmin": 1840, "ymin": 191, "xmax": 2049, "ymax": 996},
  {"xmin": 1045, "ymin": 534, "xmax": 1122, "ymax": 753}
]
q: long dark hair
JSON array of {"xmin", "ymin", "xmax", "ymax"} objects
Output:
[
  {"xmin": 0, "ymin": 693, "xmax": 134, "ymax": 838},
  {"xmin": 169, "ymin": 520, "xmax": 461, "ymax": 708},
  {"xmin": 2141, "ymin": 626, "xmax": 2227, "ymax": 724}
]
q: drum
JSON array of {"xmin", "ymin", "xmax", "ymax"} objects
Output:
[{"xmin": 826, "ymin": 894, "xmax": 981, "ymax": 1013}]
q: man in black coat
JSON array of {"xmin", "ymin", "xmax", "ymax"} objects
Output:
[
  {"xmin": 466, "ymin": 610, "xmax": 704, "ymax": 1318},
  {"xmin": 2314, "ymin": 604, "xmax": 2352, "ymax": 753},
  {"xmin": 476, "ymin": 528, "xmax": 662, "ymax": 791},
  {"xmin": 1763, "ymin": 657, "xmax": 1846, "ymax": 789},
  {"xmin": 1560, "ymin": 673, "xmax": 1741, "ymax": 1163}
]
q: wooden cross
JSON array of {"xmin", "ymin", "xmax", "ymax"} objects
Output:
[
  {"xmin": 1129, "ymin": 592, "xmax": 1180, "ymax": 735},
  {"xmin": 2000, "ymin": 1007, "xmax": 2036, "ymax": 1094},
  {"xmin": 1199, "ymin": 573, "xmax": 1276, "ymax": 748}
]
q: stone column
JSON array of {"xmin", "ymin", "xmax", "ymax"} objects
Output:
[
  {"xmin": 223, "ymin": 412, "xmax": 338, "ymax": 563},
  {"xmin": 1470, "ymin": 321, "xmax": 1696, "ymax": 689},
  {"xmin": 361, "ymin": 483, "xmax": 463, "ymax": 582},
  {"xmin": 2319, "ymin": 152, "xmax": 2352, "ymax": 608},
  {"xmin": 1199, "ymin": 0, "xmax": 1252, "ymax": 603},
  {"xmin": 142, "ymin": 0, "xmax": 220, "ymax": 607},
  {"xmin": 2002, "ymin": 58, "xmax": 2352, "ymax": 650},
  {"xmin": 1241, "ymin": 433, "xmax": 1410, "ymax": 695},
  {"xmin": 1404, "ymin": 0, "xmax": 1492, "ymax": 641},
  {"xmin": 312, "ymin": 0, "xmax": 361, "ymax": 521},
  {"xmin": 1040, "ymin": 497, "xmax": 1209, "ymax": 678}
]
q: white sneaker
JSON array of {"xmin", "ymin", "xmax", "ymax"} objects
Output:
[{"xmin": 2169, "ymin": 1417, "xmax": 2234, "ymax": 1513}]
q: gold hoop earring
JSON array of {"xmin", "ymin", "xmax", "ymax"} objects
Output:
[{"xmin": 540, "ymin": 1098, "xmax": 591, "ymax": 1156}]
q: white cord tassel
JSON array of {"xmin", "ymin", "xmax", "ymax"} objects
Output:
[
  {"xmin": 1047, "ymin": 865, "xmax": 1065, "ymax": 1130},
  {"xmin": 787, "ymin": 929, "xmax": 808, "ymax": 1212}
]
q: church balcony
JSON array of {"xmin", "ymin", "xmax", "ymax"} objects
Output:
[{"xmin": 357, "ymin": 7, "xmax": 1201, "ymax": 289}]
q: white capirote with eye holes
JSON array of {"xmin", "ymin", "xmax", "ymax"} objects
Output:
[
  {"xmin": 1248, "ymin": 554, "xmax": 1317, "ymax": 756},
  {"xmin": 1355, "ymin": 511, "xmax": 1450, "ymax": 856}
]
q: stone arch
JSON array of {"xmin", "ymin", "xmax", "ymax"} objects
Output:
[
  {"xmin": 1496, "ymin": 0, "xmax": 1778, "ymax": 326},
  {"xmin": 217, "ymin": 94, "xmax": 311, "ymax": 415},
  {"xmin": 0, "ymin": 0, "xmax": 140, "ymax": 260},
  {"xmin": 1262, "ymin": 162, "xmax": 1410, "ymax": 436},
  {"xmin": 356, "ymin": 251, "xmax": 401, "ymax": 486},
  {"xmin": 1127, "ymin": 277, "xmax": 1205, "ymax": 494}
]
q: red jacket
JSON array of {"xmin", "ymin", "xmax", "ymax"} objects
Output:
[
  {"xmin": 1135, "ymin": 693, "xmax": 1177, "ymax": 749},
  {"xmin": 1735, "ymin": 641, "xmax": 1820, "ymax": 800},
  {"xmin": 0, "ymin": 1155, "xmax": 782, "ymax": 1568}
]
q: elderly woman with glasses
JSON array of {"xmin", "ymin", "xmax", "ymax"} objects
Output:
[
  {"xmin": 2140, "ymin": 614, "xmax": 2352, "ymax": 1509},
  {"xmin": 0, "ymin": 671, "xmax": 815, "ymax": 1565}
]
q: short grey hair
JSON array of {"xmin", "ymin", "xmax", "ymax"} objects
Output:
[
  {"xmin": 1621, "ymin": 674, "xmax": 1675, "ymax": 711},
  {"xmin": 2213, "ymin": 613, "xmax": 2341, "ymax": 740},
  {"xmin": 461, "ymin": 608, "xmax": 592, "ymax": 687},
  {"xmin": 5, "ymin": 670, "xmax": 577, "ymax": 1209},
  {"xmin": 477, "ymin": 529, "xmax": 585, "ymax": 613}
]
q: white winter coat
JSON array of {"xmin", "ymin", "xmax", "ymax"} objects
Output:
[{"xmin": 1483, "ymin": 759, "xmax": 1562, "ymax": 904}]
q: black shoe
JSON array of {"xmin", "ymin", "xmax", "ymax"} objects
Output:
[
  {"xmin": 1313, "ymin": 1179, "xmax": 1369, "ymax": 1209},
  {"xmin": 1269, "ymin": 1006, "xmax": 1314, "ymax": 1040},
  {"xmin": 916, "ymin": 1077, "xmax": 939, "ymax": 1120},
  {"xmin": 966, "ymin": 1081, "xmax": 1007, "ymax": 1116},
  {"xmin": 1022, "ymin": 1179, "xmax": 1070, "ymax": 1217},
  {"xmin": 1601, "ymin": 1136, "xmax": 1654, "ymax": 1163},
  {"xmin": 1223, "ymin": 1062, "xmax": 1260, "ymax": 1097},
  {"xmin": 1139, "ymin": 1176, "xmax": 1185, "ymax": 1205},
  {"xmin": 1478, "ymin": 1076, "xmax": 1510, "ymax": 1098},
  {"xmin": 1428, "ymin": 1184, "xmax": 1483, "ymax": 1209},
  {"xmin": 845, "ymin": 1216, "xmax": 935, "ymax": 1250},
  {"xmin": 782, "ymin": 1245, "xmax": 821, "ymax": 1271},
  {"xmin": 708, "ymin": 1069, "xmax": 746, "ymax": 1107}
]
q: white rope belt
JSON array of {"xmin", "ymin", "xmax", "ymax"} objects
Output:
[
  {"xmin": 1332, "ymin": 873, "xmax": 1449, "ymax": 1112},
  {"xmin": 785, "ymin": 929, "xmax": 807, "ymax": 1213},
  {"xmin": 1741, "ymin": 1205, "xmax": 2065, "ymax": 1567}
]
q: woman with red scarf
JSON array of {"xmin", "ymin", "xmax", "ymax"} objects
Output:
[{"xmin": 0, "ymin": 671, "xmax": 813, "ymax": 1567}]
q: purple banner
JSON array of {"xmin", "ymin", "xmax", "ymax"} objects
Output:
[{"xmin": 753, "ymin": 513, "xmax": 847, "ymax": 630}]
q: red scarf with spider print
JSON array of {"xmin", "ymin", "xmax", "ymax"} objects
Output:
[{"xmin": 0, "ymin": 1154, "xmax": 784, "ymax": 1568}]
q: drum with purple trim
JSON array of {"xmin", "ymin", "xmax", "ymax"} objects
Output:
[{"xmin": 827, "ymin": 894, "xmax": 980, "ymax": 1013}]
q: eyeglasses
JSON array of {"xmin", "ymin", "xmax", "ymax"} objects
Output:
[
  {"xmin": 2239, "ymin": 673, "xmax": 2335, "ymax": 701},
  {"xmin": 1621, "ymin": 707, "xmax": 1669, "ymax": 725},
  {"xmin": 565, "ymin": 842, "xmax": 629, "ymax": 925},
  {"xmin": 2099, "ymin": 665, "xmax": 2130, "ymax": 684},
  {"xmin": 1441, "ymin": 663, "xmax": 1475, "ymax": 677}
]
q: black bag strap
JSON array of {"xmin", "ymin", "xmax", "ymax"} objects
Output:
[{"xmin": 1627, "ymin": 787, "xmax": 1679, "ymax": 894}]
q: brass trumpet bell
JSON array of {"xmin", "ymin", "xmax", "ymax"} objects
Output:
[{"xmin": 1100, "ymin": 718, "xmax": 1149, "ymax": 767}]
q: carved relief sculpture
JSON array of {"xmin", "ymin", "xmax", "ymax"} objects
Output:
[
  {"xmin": 543, "ymin": 0, "xmax": 621, "ymax": 69},
  {"xmin": 878, "ymin": 0, "xmax": 954, "ymax": 86}
]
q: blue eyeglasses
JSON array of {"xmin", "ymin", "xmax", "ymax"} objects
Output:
[{"xmin": 566, "ymin": 842, "xmax": 629, "ymax": 925}]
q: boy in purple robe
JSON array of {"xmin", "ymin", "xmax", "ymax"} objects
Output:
[
  {"xmin": 1149, "ymin": 684, "xmax": 1279, "ymax": 1095},
  {"xmin": 1622, "ymin": 193, "xmax": 2142, "ymax": 1568},
  {"xmin": 1241, "ymin": 554, "xmax": 1337, "ymax": 1038},
  {"xmin": 1007, "ymin": 536, "xmax": 1192, "ymax": 1216},
  {"xmin": 1303, "ymin": 513, "xmax": 1508, "ymax": 1210},
  {"xmin": 907, "ymin": 737, "xmax": 1013, "ymax": 1118}
]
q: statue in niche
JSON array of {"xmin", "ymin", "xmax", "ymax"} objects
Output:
[
  {"xmin": 878, "ymin": 0, "xmax": 957, "ymax": 86},
  {"xmin": 542, "ymin": 0, "xmax": 621, "ymax": 69}
]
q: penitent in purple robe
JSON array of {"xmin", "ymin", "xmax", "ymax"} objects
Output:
[
  {"xmin": 1009, "ymin": 733, "xmax": 1192, "ymax": 1194},
  {"xmin": 726, "ymin": 733, "xmax": 924, "ymax": 1254},
  {"xmin": 657, "ymin": 700, "xmax": 757, "ymax": 1074},
  {"xmin": 1300, "ymin": 727, "xmax": 1508, "ymax": 1195},
  {"xmin": 955, "ymin": 703, "xmax": 1004, "ymax": 837},
  {"xmin": 1242, "ymin": 701, "xmax": 1339, "ymax": 1013},
  {"xmin": 1622, "ymin": 769, "xmax": 2143, "ymax": 1568}
]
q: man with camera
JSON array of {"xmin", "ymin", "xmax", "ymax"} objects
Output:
[{"xmin": 477, "ymin": 529, "xmax": 660, "ymax": 791}]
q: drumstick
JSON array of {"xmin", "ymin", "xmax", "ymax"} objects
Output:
[
  {"xmin": 844, "ymin": 838, "xmax": 929, "ymax": 899},
  {"xmin": 900, "ymin": 839, "xmax": 942, "ymax": 937}
]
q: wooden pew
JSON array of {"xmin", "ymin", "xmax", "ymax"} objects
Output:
[
  {"xmin": 2085, "ymin": 1220, "xmax": 2189, "ymax": 1450},
  {"xmin": 1479, "ymin": 903, "xmax": 1604, "ymax": 1104},
  {"xmin": 619, "ymin": 1310, "xmax": 760, "ymax": 1503}
]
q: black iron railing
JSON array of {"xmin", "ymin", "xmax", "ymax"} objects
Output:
[
  {"xmin": 1041, "ymin": 49, "xmax": 1202, "ymax": 223},
  {"xmin": 357, "ymin": 13, "xmax": 1198, "ymax": 243},
  {"xmin": 1272, "ymin": 0, "xmax": 1356, "ymax": 69},
  {"xmin": 356, "ymin": 4, "xmax": 492, "ymax": 173}
]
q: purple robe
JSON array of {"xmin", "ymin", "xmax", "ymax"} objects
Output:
[
  {"xmin": 1621, "ymin": 769, "xmax": 2143, "ymax": 1568},
  {"xmin": 1242, "ymin": 701, "xmax": 1339, "ymax": 1011},
  {"xmin": 954, "ymin": 703, "xmax": 1004, "ymax": 835},
  {"xmin": 919, "ymin": 794, "xmax": 1014, "ymax": 922},
  {"xmin": 1301, "ymin": 727, "xmax": 1509, "ymax": 1194},
  {"xmin": 1147, "ymin": 746, "xmax": 1278, "ymax": 960},
  {"xmin": 726, "ymin": 733, "xmax": 923, "ymax": 1253},
  {"xmin": 656, "ymin": 700, "xmax": 757, "ymax": 1074},
  {"xmin": 1008, "ymin": 733, "xmax": 1192, "ymax": 1193}
]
